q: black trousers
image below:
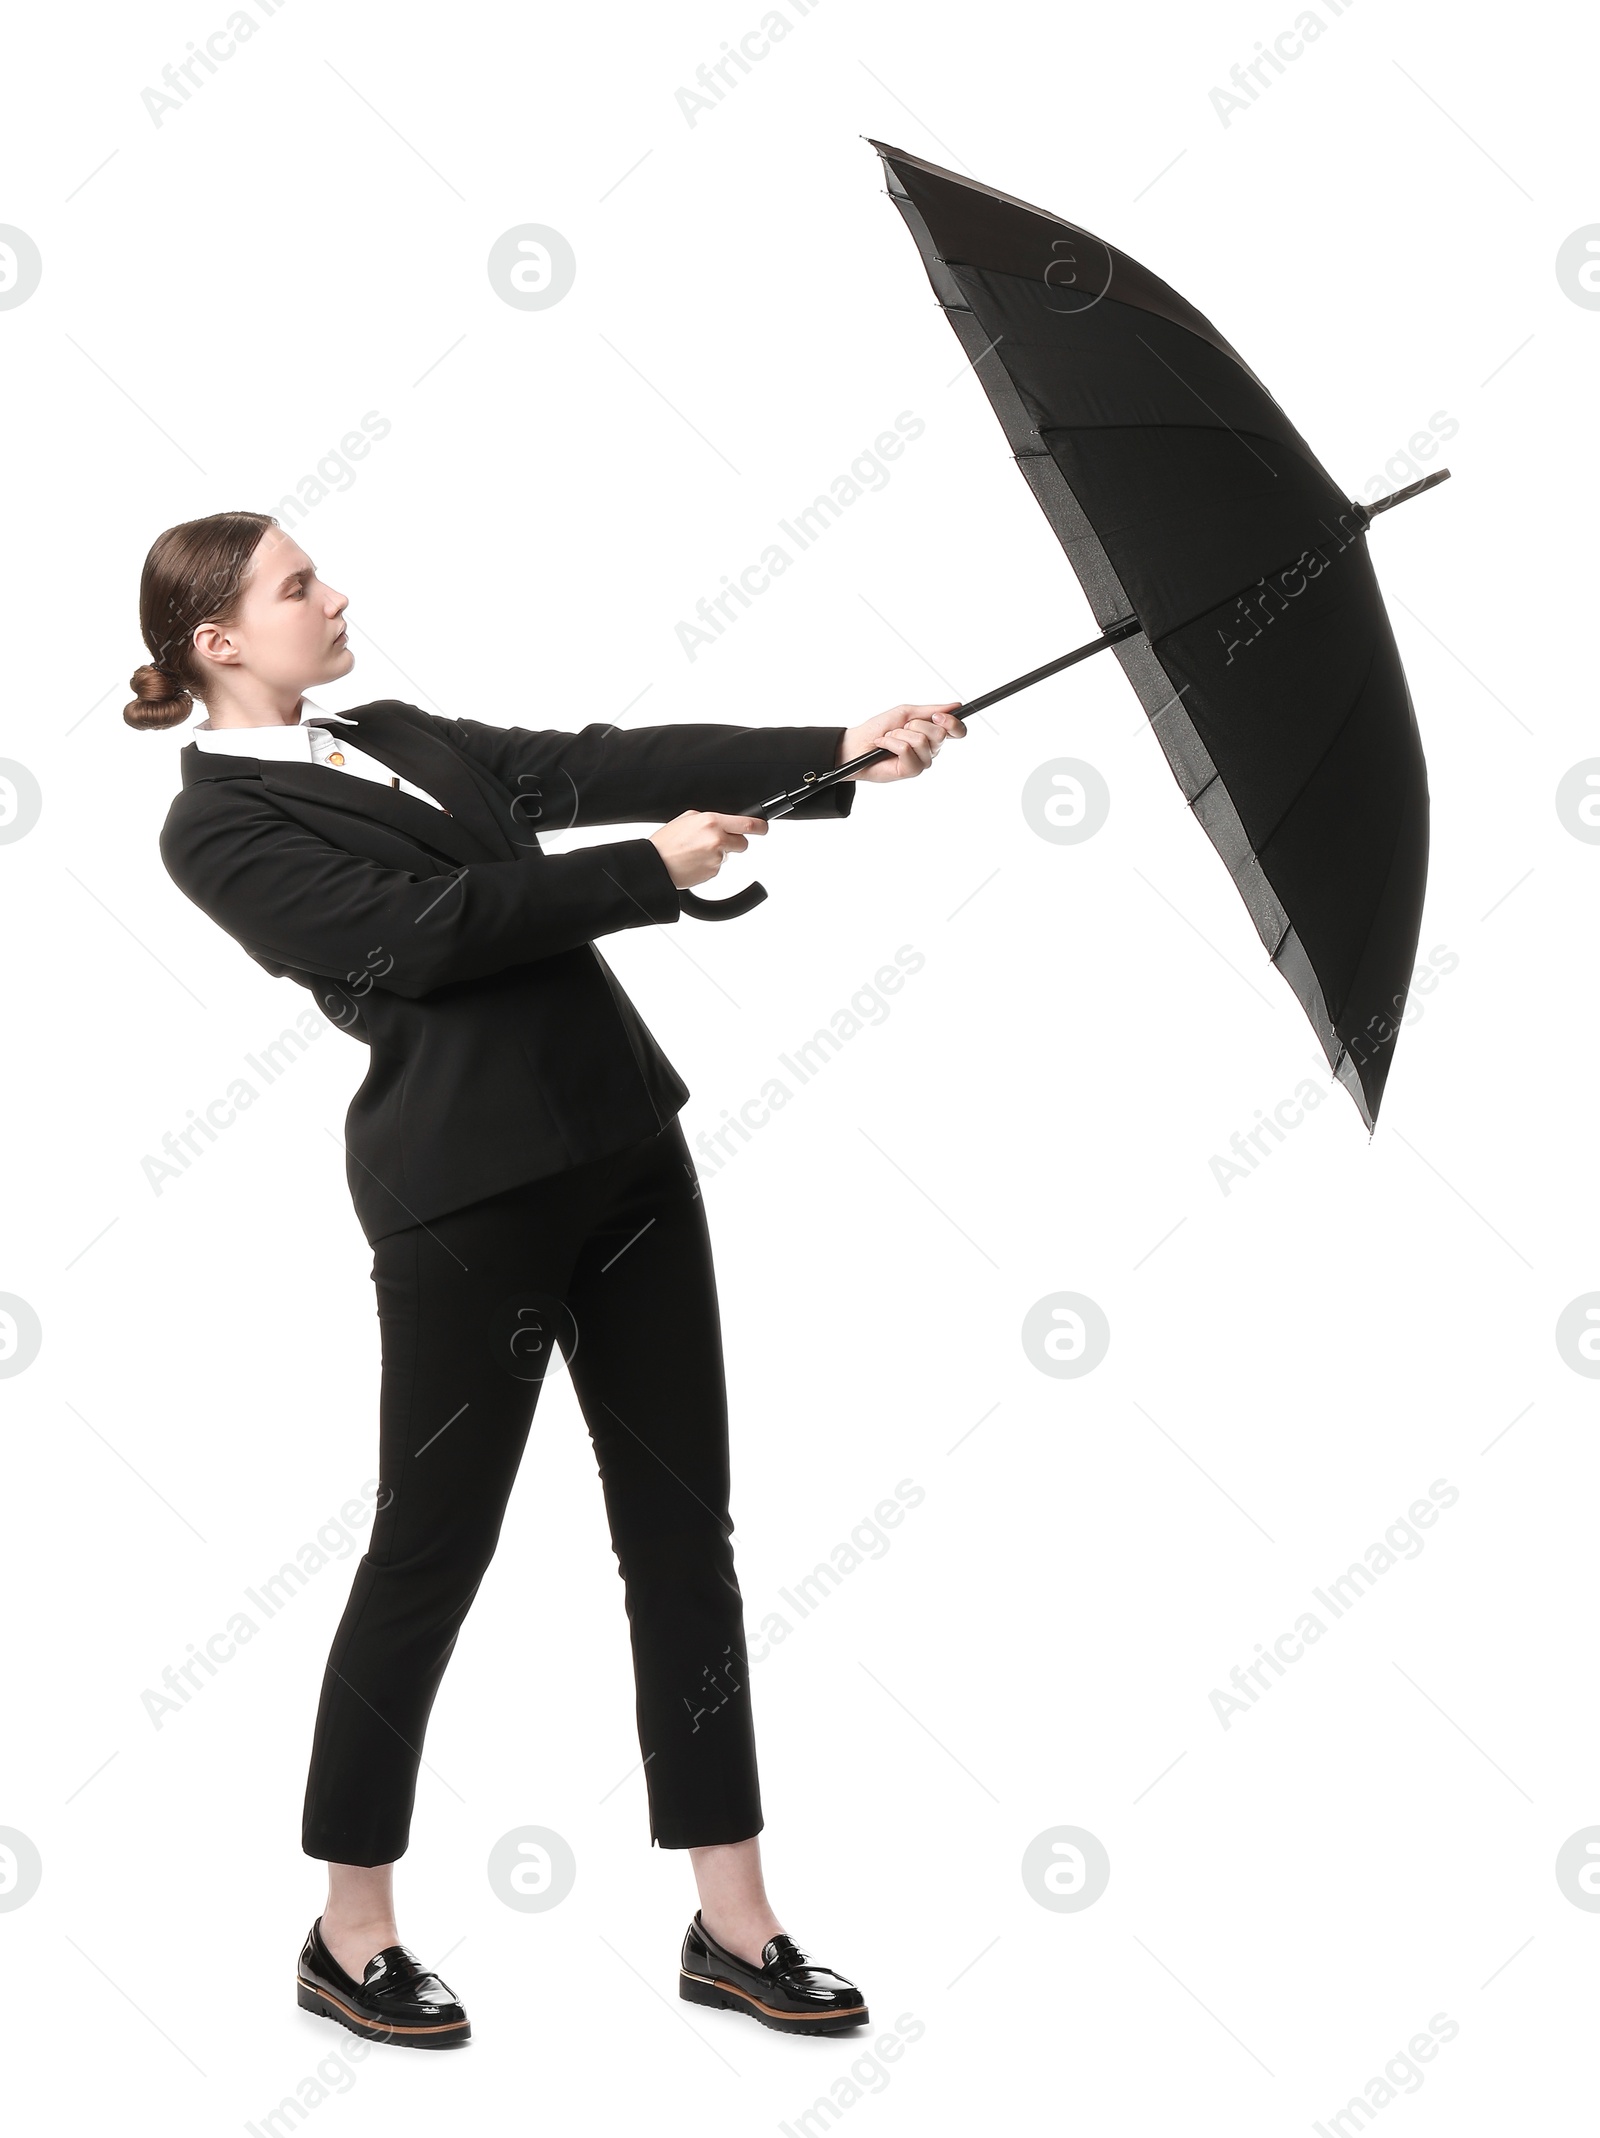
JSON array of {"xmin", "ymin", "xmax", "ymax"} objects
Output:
[{"xmin": 300, "ymin": 1118, "xmax": 763, "ymax": 1866}]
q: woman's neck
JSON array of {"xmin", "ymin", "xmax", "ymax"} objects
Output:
[{"xmin": 199, "ymin": 694, "xmax": 308, "ymax": 731}]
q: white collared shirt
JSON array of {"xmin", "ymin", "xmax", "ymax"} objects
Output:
[{"xmin": 188, "ymin": 697, "xmax": 447, "ymax": 812}]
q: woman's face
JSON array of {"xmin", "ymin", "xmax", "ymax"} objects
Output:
[{"xmin": 193, "ymin": 526, "xmax": 354, "ymax": 696}]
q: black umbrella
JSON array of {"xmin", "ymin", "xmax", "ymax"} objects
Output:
[{"xmin": 682, "ymin": 140, "xmax": 1447, "ymax": 1131}]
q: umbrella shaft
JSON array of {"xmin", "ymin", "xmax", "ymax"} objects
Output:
[
  {"xmin": 757, "ymin": 616, "xmax": 1141, "ymax": 820},
  {"xmin": 957, "ymin": 614, "xmax": 1142, "ymax": 717}
]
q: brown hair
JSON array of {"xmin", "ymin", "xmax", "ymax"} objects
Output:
[{"xmin": 124, "ymin": 511, "xmax": 278, "ymax": 731}]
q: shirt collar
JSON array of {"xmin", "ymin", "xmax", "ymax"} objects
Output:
[{"xmin": 189, "ymin": 699, "xmax": 355, "ymax": 760}]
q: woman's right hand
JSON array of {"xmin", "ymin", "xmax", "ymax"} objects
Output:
[{"xmin": 649, "ymin": 811, "xmax": 768, "ymax": 890}]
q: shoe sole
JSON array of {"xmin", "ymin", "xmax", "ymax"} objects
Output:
[
  {"xmin": 297, "ymin": 1976, "xmax": 471, "ymax": 2048},
  {"xmin": 679, "ymin": 1969, "xmax": 869, "ymax": 2035}
]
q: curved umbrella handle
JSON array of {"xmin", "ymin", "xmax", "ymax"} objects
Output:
[{"xmin": 678, "ymin": 881, "xmax": 770, "ymax": 921}]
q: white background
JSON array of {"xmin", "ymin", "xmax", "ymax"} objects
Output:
[{"xmin": 2, "ymin": 0, "xmax": 1595, "ymax": 2130}]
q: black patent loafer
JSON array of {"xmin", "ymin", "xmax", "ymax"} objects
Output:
[
  {"xmin": 296, "ymin": 1917, "xmax": 470, "ymax": 2049},
  {"xmin": 679, "ymin": 1910, "xmax": 868, "ymax": 2034}
]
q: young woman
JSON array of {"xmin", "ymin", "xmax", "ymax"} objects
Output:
[{"xmin": 129, "ymin": 510, "xmax": 964, "ymax": 2050}]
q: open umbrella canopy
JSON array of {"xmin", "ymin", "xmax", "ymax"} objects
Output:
[{"xmin": 869, "ymin": 139, "xmax": 1434, "ymax": 1129}]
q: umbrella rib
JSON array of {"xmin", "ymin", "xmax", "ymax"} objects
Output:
[
  {"xmin": 1183, "ymin": 767, "xmax": 1290, "ymax": 962},
  {"xmin": 1285, "ymin": 762, "xmax": 1420, "ymax": 1109},
  {"xmin": 1177, "ymin": 631, "xmax": 1385, "ymax": 993},
  {"xmin": 1133, "ymin": 336, "xmax": 1278, "ymax": 477},
  {"xmin": 1246, "ymin": 632, "xmax": 1384, "ymax": 862},
  {"xmin": 1029, "ymin": 414, "xmax": 1324, "ymax": 483},
  {"xmin": 1163, "ymin": 627, "xmax": 1398, "ymax": 1042},
  {"xmin": 1259, "ymin": 637, "xmax": 1419, "ymax": 1095},
  {"xmin": 1139, "ymin": 622, "xmax": 1379, "ymax": 865},
  {"xmin": 1305, "ymin": 749, "xmax": 1423, "ymax": 1049},
  {"xmin": 1138, "ymin": 505, "xmax": 1373, "ymax": 655}
]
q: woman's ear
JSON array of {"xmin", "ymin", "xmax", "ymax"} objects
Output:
[{"xmin": 191, "ymin": 620, "xmax": 238, "ymax": 670}]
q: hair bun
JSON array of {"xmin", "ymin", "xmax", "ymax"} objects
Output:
[{"xmin": 123, "ymin": 661, "xmax": 195, "ymax": 731}]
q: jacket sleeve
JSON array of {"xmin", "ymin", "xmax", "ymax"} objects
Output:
[
  {"xmin": 159, "ymin": 786, "xmax": 683, "ymax": 1002},
  {"xmin": 404, "ymin": 707, "xmax": 858, "ymax": 828}
]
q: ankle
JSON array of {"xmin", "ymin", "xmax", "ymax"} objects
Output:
[
  {"xmin": 319, "ymin": 1910, "xmax": 399, "ymax": 1977},
  {"xmin": 322, "ymin": 1906, "xmax": 397, "ymax": 1937},
  {"xmin": 701, "ymin": 1903, "xmax": 784, "ymax": 1967}
]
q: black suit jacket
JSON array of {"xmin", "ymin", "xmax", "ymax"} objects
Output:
[{"xmin": 159, "ymin": 700, "xmax": 854, "ymax": 1242}]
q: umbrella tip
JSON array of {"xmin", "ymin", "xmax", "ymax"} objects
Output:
[{"xmin": 1358, "ymin": 467, "xmax": 1452, "ymax": 525}]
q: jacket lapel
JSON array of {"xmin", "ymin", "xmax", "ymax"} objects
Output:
[
  {"xmin": 253, "ymin": 761, "xmax": 496, "ymax": 866},
  {"xmin": 178, "ymin": 703, "xmax": 520, "ymax": 868},
  {"xmin": 316, "ymin": 704, "xmax": 522, "ymax": 860}
]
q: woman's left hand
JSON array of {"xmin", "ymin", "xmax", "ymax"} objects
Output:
[{"xmin": 837, "ymin": 702, "xmax": 966, "ymax": 783}]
